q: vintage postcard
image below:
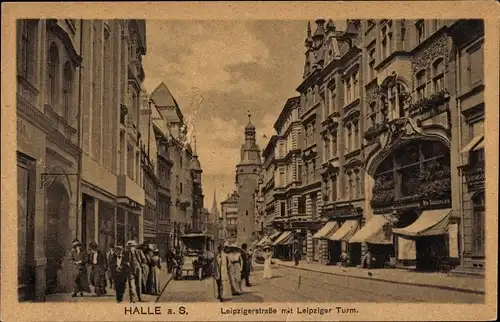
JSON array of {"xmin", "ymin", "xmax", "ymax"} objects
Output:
[{"xmin": 1, "ymin": 1, "xmax": 498, "ymax": 321}]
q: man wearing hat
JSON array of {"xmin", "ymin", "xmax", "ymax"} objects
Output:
[
  {"xmin": 106, "ymin": 245, "xmax": 116, "ymax": 290},
  {"xmin": 123, "ymin": 240, "xmax": 144, "ymax": 302},
  {"xmin": 70, "ymin": 239, "xmax": 91, "ymax": 297},
  {"xmin": 111, "ymin": 245, "xmax": 129, "ymax": 302}
]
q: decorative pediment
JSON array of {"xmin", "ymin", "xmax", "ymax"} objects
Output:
[
  {"xmin": 342, "ymin": 108, "xmax": 360, "ymax": 123},
  {"xmin": 321, "ymin": 162, "xmax": 340, "ymax": 176},
  {"xmin": 381, "ymin": 117, "xmax": 423, "ymax": 150}
]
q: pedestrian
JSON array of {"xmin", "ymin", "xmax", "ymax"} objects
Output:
[
  {"xmin": 112, "ymin": 246, "xmax": 129, "ymax": 303},
  {"xmin": 240, "ymin": 243, "xmax": 251, "ymax": 287},
  {"xmin": 213, "ymin": 242, "xmax": 232, "ymax": 302},
  {"xmin": 70, "ymin": 239, "xmax": 91, "ymax": 297},
  {"xmin": 88, "ymin": 241, "xmax": 107, "ymax": 296},
  {"xmin": 148, "ymin": 249, "xmax": 162, "ymax": 295},
  {"xmin": 227, "ymin": 244, "xmax": 243, "ymax": 295},
  {"xmin": 340, "ymin": 251, "xmax": 349, "ymax": 267},
  {"xmin": 139, "ymin": 245, "xmax": 150, "ymax": 295},
  {"xmin": 293, "ymin": 247, "xmax": 301, "ymax": 266},
  {"xmin": 106, "ymin": 245, "xmax": 115, "ymax": 289},
  {"xmin": 165, "ymin": 248, "xmax": 175, "ymax": 273},
  {"xmin": 123, "ymin": 240, "xmax": 143, "ymax": 302},
  {"xmin": 247, "ymin": 248, "xmax": 253, "ymax": 273},
  {"xmin": 263, "ymin": 246, "xmax": 273, "ymax": 279}
]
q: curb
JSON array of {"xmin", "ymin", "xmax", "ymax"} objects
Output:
[
  {"xmin": 277, "ymin": 264, "xmax": 485, "ymax": 296},
  {"xmin": 155, "ymin": 272, "xmax": 174, "ymax": 302}
]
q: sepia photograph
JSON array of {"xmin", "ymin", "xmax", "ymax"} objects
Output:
[{"xmin": 1, "ymin": 2, "xmax": 498, "ymax": 321}]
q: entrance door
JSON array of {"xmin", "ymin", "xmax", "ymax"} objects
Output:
[{"xmin": 45, "ymin": 182, "xmax": 69, "ymax": 294}]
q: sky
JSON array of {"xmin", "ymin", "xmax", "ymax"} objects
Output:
[{"xmin": 142, "ymin": 19, "xmax": 338, "ymax": 213}]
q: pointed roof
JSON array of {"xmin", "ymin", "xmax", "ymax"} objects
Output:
[
  {"xmin": 211, "ymin": 190, "xmax": 219, "ymax": 216},
  {"xmin": 150, "ymin": 82, "xmax": 185, "ymax": 124}
]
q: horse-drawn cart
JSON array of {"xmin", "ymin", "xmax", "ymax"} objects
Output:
[{"xmin": 174, "ymin": 233, "xmax": 215, "ymax": 280}]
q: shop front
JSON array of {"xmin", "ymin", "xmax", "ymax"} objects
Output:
[
  {"xmin": 312, "ymin": 221, "xmax": 339, "ymax": 264},
  {"xmin": 272, "ymin": 231, "xmax": 294, "ymax": 260},
  {"xmin": 370, "ymin": 139, "xmax": 453, "ymax": 271},
  {"xmin": 327, "ymin": 220, "xmax": 360, "ymax": 265}
]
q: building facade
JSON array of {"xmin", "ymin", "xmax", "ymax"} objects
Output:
[
  {"xmin": 261, "ymin": 19, "xmax": 485, "ymax": 274},
  {"xmin": 221, "ymin": 191, "xmax": 239, "ymax": 243},
  {"xmin": 16, "ymin": 19, "xmax": 148, "ymax": 301},
  {"xmin": 17, "ymin": 19, "xmax": 83, "ymax": 301},
  {"xmin": 235, "ymin": 116, "xmax": 262, "ymax": 245},
  {"xmin": 150, "ymin": 82, "xmax": 196, "ymax": 248}
]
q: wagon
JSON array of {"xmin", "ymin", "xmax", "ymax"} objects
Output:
[{"xmin": 175, "ymin": 233, "xmax": 215, "ymax": 280}]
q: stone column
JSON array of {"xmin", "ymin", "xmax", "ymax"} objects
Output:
[
  {"xmin": 94, "ymin": 198, "xmax": 100, "ymax": 244},
  {"xmin": 320, "ymin": 239, "xmax": 329, "ymax": 265},
  {"xmin": 306, "ymin": 229, "xmax": 313, "ymax": 263}
]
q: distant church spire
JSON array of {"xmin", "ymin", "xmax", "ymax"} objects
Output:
[{"xmin": 211, "ymin": 189, "xmax": 218, "ymax": 216}]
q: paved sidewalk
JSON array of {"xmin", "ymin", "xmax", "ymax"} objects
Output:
[
  {"xmin": 45, "ymin": 267, "xmax": 172, "ymax": 302},
  {"xmin": 275, "ymin": 259, "xmax": 485, "ymax": 294}
]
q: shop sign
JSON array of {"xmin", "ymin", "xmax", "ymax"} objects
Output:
[
  {"xmin": 373, "ymin": 198, "xmax": 450, "ymax": 214},
  {"xmin": 465, "ymin": 168, "xmax": 485, "ymax": 190},
  {"xmin": 422, "ymin": 198, "xmax": 451, "ymax": 208}
]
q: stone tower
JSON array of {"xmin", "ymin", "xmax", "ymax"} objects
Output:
[{"xmin": 235, "ymin": 112, "xmax": 262, "ymax": 245}]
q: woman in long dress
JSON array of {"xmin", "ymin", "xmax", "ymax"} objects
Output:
[
  {"xmin": 219, "ymin": 244, "xmax": 232, "ymax": 301},
  {"xmin": 263, "ymin": 247, "xmax": 273, "ymax": 279},
  {"xmin": 227, "ymin": 246, "xmax": 243, "ymax": 295},
  {"xmin": 147, "ymin": 249, "xmax": 162, "ymax": 295}
]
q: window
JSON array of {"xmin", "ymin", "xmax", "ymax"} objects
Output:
[
  {"xmin": 468, "ymin": 44, "xmax": 483, "ymax": 88},
  {"xmin": 416, "ymin": 70, "xmax": 426, "ymax": 100},
  {"xmin": 346, "ymin": 125, "xmax": 352, "ymax": 152},
  {"xmin": 381, "ymin": 25, "xmax": 388, "ymax": 60},
  {"xmin": 353, "ymin": 72, "xmax": 359, "ymax": 99},
  {"xmin": 48, "ymin": 43, "xmax": 59, "ymax": 108},
  {"xmin": 347, "ymin": 173, "xmax": 352, "ymax": 199},
  {"xmin": 346, "ymin": 79, "xmax": 352, "ymax": 103},
  {"xmin": 323, "ymin": 137, "xmax": 330, "ymax": 161},
  {"xmin": 324, "ymin": 178, "xmax": 330, "ymax": 202},
  {"xmin": 472, "ymin": 193, "xmax": 485, "ymax": 257},
  {"xmin": 355, "ymin": 172, "xmax": 361, "ymax": 198},
  {"xmin": 280, "ymin": 202, "xmax": 285, "ymax": 216},
  {"xmin": 311, "ymin": 160, "xmax": 316, "ymax": 181},
  {"xmin": 62, "ymin": 62, "xmax": 73, "ymax": 122},
  {"xmin": 416, "ymin": 20, "xmax": 425, "ymax": 45},
  {"xmin": 331, "ymin": 132, "xmax": 337, "ymax": 157},
  {"xmin": 19, "ymin": 20, "xmax": 36, "ymax": 81},
  {"xmin": 246, "ymin": 210, "xmax": 248, "ymax": 216},
  {"xmin": 369, "ymin": 102, "xmax": 377, "ymax": 126},
  {"xmin": 127, "ymin": 144, "xmax": 134, "ymax": 179},
  {"xmin": 332, "ymin": 175, "xmax": 337, "ymax": 201},
  {"xmin": 297, "ymin": 164, "xmax": 302, "ymax": 182},
  {"xmin": 353, "ymin": 121, "xmax": 359, "ymax": 150},
  {"xmin": 368, "ymin": 48, "xmax": 376, "ymax": 80},
  {"xmin": 432, "ymin": 58, "xmax": 445, "ymax": 93},
  {"xmin": 298, "ymin": 196, "xmax": 306, "ymax": 214}
]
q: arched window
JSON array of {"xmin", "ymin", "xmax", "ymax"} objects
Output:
[
  {"xmin": 472, "ymin": 193, "xmax": 485, "ymax": 257},
  {"xmin": 62, "ymin": 62, "xmax": 73, "ymax": 122},
  {"xmin": 432, "ymin": 58, "xmax": 445, "ymax": 93},
  {"xmin": 372, "ymin": 140, "xmax": 450, "ymax": 206},
  {"xmin": 47, "ymin": 43, "xmax": 59, "ymax": 108},
  {"xmin": 416, "ymin": 70, "xmax": 426, "ymax": 100}
]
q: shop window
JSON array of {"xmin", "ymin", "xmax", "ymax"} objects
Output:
[{"xmin": 472, "ymin": 193, "xmax": 485, "ymax": 257}]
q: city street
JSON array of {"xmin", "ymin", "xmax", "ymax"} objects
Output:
[{"xmin": 157, "ymin": 264, "xmax": 484, "ymax": 303}]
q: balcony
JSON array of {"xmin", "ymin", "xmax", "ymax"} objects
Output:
[
  {"xmin": 408, "ymin": 89, "xmax": 449, "ymax": 120},
  {"xmin": 117, "ymin": 174, "xmax": 145, "ymax": 206},
  {"xmin": 44, "ymin": 104, "xmax": 77, "ymax": 143}
]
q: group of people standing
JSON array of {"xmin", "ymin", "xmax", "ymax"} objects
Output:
[
  {"xmin": 213, "ymin": 242, "xmax": 264, "ymax": 302},
  {"xmin": 70, "ymin": 238, "xmax": 163, "ymax": 303}
]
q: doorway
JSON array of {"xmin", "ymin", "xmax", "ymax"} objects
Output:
[{"xmin": 45, "ymin": 182, "xmax": 69, "ymax": 294}]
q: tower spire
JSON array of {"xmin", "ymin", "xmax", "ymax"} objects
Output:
[{"xmin": 247, "ymin": 109, "xmax": 251, "ymax": 123}]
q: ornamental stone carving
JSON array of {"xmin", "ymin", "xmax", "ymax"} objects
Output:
[
  {"xmin": 365, "ymin": 84, "xmax": 380, "ymax": 103},
  {"xmin": 411, "ymin": 33, "xmax": 449, "ymax": 73}
]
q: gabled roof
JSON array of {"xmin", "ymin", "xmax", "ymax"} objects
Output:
[
  {"xmin": 150, "ymin": 82, "xmax": 184, "ymax": 124},
  {"xmin": 221, "ymin": 191, "xmax": 239, "ymax": 204}
]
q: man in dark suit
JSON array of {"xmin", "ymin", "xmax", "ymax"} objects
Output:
[
  {"xmin": 111, "ymin": 246, "xmax": 129, "ymax": 303},
  {"xmin": 123, "ymin": 240, "xmax": 144, "ymax": 302},
  {"xmin": 240, "ymin": 243, "xmax": 251, "ymax": 287}
]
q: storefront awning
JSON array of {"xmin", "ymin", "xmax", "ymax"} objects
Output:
[
  {"xmin": 312, "ymin": 221, "xmax": 338, "ymax": 239},
  {"xmin": 257, "ymin": 236, "xmax": 272, "ymax": 246},
  {"xmin": 273, "ymin": 231, "xmax": 293, "ymax": 245},
  {"xmin": 349, "ymin": 215, "xmax": 391, "ymax": 245},
  {"xmin": 393, "ymin": 208, "xmax": 452, "ymax": 237},
  {"xmin": 328, "ymin": 220, "xmax": 359, "ymax": 241},
  {"xmin": 269, "ymin": 231, "xmax": 282, "ymax": 241},
  {"xmin": 461, "ymin": 135, "xmax": 484, "ymax": 153}
]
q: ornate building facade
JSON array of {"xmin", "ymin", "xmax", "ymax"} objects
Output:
[
  {"xmin": 221, "ymin": 191, "xmax": 239, "ymax": 243},
  {"xmin": 261, "ymin": 19, "xmax": 484, "ymax": 274}
]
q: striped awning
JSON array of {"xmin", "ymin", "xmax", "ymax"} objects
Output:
[
  {"xmin": 393, "ymin": 209, "xmax": 452, "ymax": 238},
  {"xmin": 312, "ymin": 221, "xmax": 338, "ymax": 239},
  {"xmin": 273, "ymin": 231, "xmax": 293, "ymax": 245},
  {"xmin": 349, "ymin": 215, "xmax": 391, "ymax": 244},
  {"xmin": 328, "ymin": 220, "xmax": 359, "ymax": 241}
]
